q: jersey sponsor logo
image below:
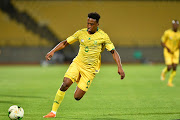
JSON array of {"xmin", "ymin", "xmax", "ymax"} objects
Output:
[{"xmin": 81, "ymin": 39, "xmax": 84, "ymax": 42}]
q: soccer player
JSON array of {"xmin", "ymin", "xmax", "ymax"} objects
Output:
[
  {"xmin": 43, "ymin": 12, "xmax": 125, "ymax": 118},
  {"xmin": 161, "ymin": 20, "xmax": 180, "ymax": 87}
]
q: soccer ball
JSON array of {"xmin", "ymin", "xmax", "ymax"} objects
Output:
[{"xmin": 8, "ymin": 105, "xmax": 24, "ymax": 120}]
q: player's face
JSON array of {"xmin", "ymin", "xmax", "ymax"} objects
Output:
[
  {"xmin": 172, "ymin": 23, "xmax": 179, "ymax": 31},
  {"xmin": 87, "ymin": 18, "xmax": 99, "ymax": 34}
]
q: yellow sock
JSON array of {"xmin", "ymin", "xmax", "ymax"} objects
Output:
[
  {"xmin": 168, "ymin": 71, "xmax": 176, "ymax": 84},
  {"xmin": 52, "ymin": 89, "xmax": 65, "ymax": 112},
  {"xmin": 162, "ymin": 67, "xmax": 168, "ymax": 75}
]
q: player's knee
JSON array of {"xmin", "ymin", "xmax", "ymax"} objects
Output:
[
  {"xmin": 167, "ymin": 68, "xmax": 171, "ymax": 71},
  {"xmin": 60, "ymin": 83, "xmax": 70, "ymax": 91},
  {"xmin": 74, "ymin": 96, "xmax": 82, "ymax": 101},
  {"xmin": 74, "ymin": 94, "xmax": 82, "ymax": 101},
  {"xmin": 167, "ymin": 66, "xmax": 172, "ymax": 71},
  {"xmin": 173, "ymin": 67, "xmax": 177, "ymax": 71},
  {"xmin": 60, "ymin": 78, "xmax": 73, "ymax": 91},
  {"xmin": 172, "ymin": 65, "xmax": 177, "ymax": 71}
]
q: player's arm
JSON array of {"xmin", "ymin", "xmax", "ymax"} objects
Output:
[
  {"xmin": 110, "ymin": 49, "xmax": 125, "ymax": 80},
  {"xmin": 161, "ymin": 41, "xmax": 173, "ymax": 54},
  {"xmin": 45, "ymin": 40, "xmax": 69, "ymax": 61}
]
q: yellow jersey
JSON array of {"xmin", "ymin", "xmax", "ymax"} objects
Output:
[
  {"xmin": 66, "ymin": 28, "xmax": 115, "ymax": 73},
  {"xmin": 161, "ymin": 29, "xmax": 180, "ymax": 52}
]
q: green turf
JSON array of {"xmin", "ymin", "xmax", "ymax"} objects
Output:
[{"xmin": 0, "ymin": 64, "xmax": 180, "ymax": 120}]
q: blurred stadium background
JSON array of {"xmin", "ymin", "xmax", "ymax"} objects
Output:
[
  {"xmin": 1, "ymin": 0, "xmax": 180, "ymax": 64},
  {"xmin": 1, "ymin": 1, "xmax": 180, "ymax": 120}
]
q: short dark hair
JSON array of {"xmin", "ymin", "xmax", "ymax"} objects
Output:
[{"xmin": 88, "ymin": 12, "xmax": 100, "ymax": 23}]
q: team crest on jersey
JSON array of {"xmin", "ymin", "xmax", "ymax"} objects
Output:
[
  {"xmin": 94, "ymin": 41, "xmax": 97, "ymax": 45},
  {"xmin": 81, "ymin": 39, "xmax": 84, "ymax": 42}
]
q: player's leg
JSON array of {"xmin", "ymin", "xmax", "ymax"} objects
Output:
[
  {"xmin": 43, "ymin": 62, "xmax": 79, "ymax": 118},
  {"xmin": 166, "ymin": 65, "xmax": 173, "ymax": 72},
  {"xmin": 172, "ymin": 64, "xmax": 177, "ymax": 71},
  {"xmin": 161, "ymin": 50, "xmax": 172, "ymax": 80},
  {"xmin": 60, "ymin": 77, "xmax": 74, "ymax": 91},
  {"xmin": 161, "ymin": 65, "xmax": 172, "ymax": 80},
  {"xmin": 52, "ymin": 77, "xmax": 73, "ymax": 112},
  {"xmin": 74, "ymin": 86, "xmax": 86, "ymax": 101},
  {"xmin": 168, "ymin": 64, "xmax": 177, "ymax": 87},
  {"xmin": 74, "ymin": 68, "xmax": 95, "ymax": 101},
  {"xmin": 167, "ymin": 50, "xmax": 179, "ymax": 87},
  {"xmin": 43, "ymin": 77, "xmax": 73, "ymax": 118}
]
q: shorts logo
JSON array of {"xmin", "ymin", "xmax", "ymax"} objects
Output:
[{"xmin": 86, "ymin": 80, "xmax": 91, "ymax": 88}]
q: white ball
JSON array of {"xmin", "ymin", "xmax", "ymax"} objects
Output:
[{"xmin": 8, "ymin": 105, "xmax": 24, "ymax": 120}]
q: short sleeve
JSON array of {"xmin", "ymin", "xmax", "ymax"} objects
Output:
[
  {"xmin": 161, "ymin": 31, "xmax": 168, "ymax": 43},
  {"xmin": 66, "ymin": 30, "xmax": 80, "ymax": 44},
  {"xmin": 104, "ymin": 34, "xmax": 115, "ymax": 51}
]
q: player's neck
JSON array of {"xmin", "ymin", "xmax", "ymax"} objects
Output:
[
  {"xmin": 172, "ymin": 28, "xmax": 178, "ymax": 32},
  {"xmin": 88, "ymin": 30, "xmax": 97, "ymax": 34}
]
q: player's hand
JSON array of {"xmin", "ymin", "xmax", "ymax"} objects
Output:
[
  {"xmin": 45, "ymin": 51, "xmax": 54, "ymax": 61},
  {"xmin": 118, "ymin": 68, "xmax": 125, "ymax": 80},
  {"xmin": 167, "ymin": 48, "xmax": 173, "ymax": 54}
]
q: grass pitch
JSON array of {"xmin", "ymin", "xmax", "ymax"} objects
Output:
[{"xmin": 0, "ymin": 64, "xmax": 180, "ymax": 120}]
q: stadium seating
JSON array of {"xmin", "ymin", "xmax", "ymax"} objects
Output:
[
  {"xmin": 0, "ymin": 10, "xmax": 53, "ymax": 47},
  {"xmin": 11, "ymin": 1, "xmax": 180, "ymax": 47},
  {"xmin": 1, "ymin": 1, "xmax": 180, "ymax": 47}
]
